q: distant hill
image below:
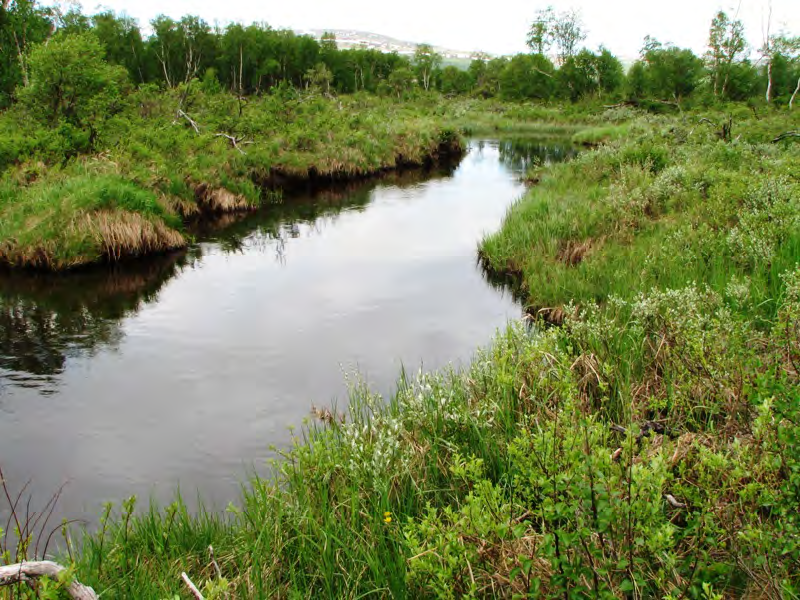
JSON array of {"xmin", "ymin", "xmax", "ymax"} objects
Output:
[
  {"xmin": 295, "ymin": 29, "xmax": 479, "ymax": 61},
  {"xmin": 294, "ymin": 29, "xmax": 636, "ymax": 70}
]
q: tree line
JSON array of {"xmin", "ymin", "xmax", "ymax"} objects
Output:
[{"xmin": 1, "ymin": 0, "xmax": 798, "ymax": 109}]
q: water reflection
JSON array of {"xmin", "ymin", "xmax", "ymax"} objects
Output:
[
  {"xmin": 0, "ymin": 252, "xmax": 193, "ymax": 394},
  {"xmin": 192, "ymin": 161, "xmax": 460, "ymax": 259},
  {"xmin": 495, "ymin": 138, "xmax": 578, "ymax": 173},
  {"xmin": 478, "ymin": 257, "xmax": 527, "ymax": 306}
]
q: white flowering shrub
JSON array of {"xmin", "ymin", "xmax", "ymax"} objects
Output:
[
  {"xmin": 567, "ymin": 283, "xmax": 757, "ymax": 429},
  {"xmin": 727, "ymin": 177, "xmax": 799, "ymax": 266}
]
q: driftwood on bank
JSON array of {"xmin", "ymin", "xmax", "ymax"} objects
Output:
[
  {"xmin": 0, "ymin": 561, "xmax": 97, "ymax": 599},
  {"xmin": 179, "ymin": 545, "xmax": 221, "ymax": 600}
]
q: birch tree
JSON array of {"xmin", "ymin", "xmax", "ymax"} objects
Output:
[
  {"xmin": 706, "ymin": 10, "xmax": 746, "ymax": 98},
  {"xmin": 413, "ymin": 43, "xmax": 442, "ymax": 91},
  {"xmin": 527, "ymin": 6, "xmax": 586, "ymax": 64}
]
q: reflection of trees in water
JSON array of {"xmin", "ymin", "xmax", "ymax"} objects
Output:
[
  {"xmin": 495, "ymin": 139, "xmax": 578, "ymax": 174},
  {"xmin": 191, "ymin": 161, "xmax": 461, "ymax": 262},
  {"xmin": 0, "ymin": 251, "xmax": 194, "ymax": 393}
]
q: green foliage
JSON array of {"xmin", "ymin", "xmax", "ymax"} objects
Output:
[
  {"xmin": 4, "ymin": 1, "xmax": 789, "ymax": 108},
  {"xmin": 0, "ymin": 92, "xmax": 471, "ymax": 268},
  {"xmin": 0, "ymin": 174, "xmax": 184, "ymax": 269},
  {"xmin": 91, "ymin": 11, "xmax": 147, "ymax": 84},
  {"xmin": 500, "ymin": 54, "xmax": 556, "ymax": 100},
  {"xmin": 383, "ymin": 67, "xmax": 417, "ymax": 98},
  {"xmin": 439, "ymin": 65, "xmax": 474, "ymax": 95},
  {"xmin": 0, "ymin": 0, "xmax": 54, "ymax": 105},
  {"xmin": 527, "ymin": 6, "xmax": 587, "ymax": 64},
  {"xmin": 631, "ymin": 38, "xmax": 705, "ymax": 101},
  {"xmin": 0, "ymin": 106, "xmax": 793, "ymax": 599},
  {"xmin": 705, "ymin": 10, "xmax": 747, "ymax": 99},
  {"xmin": 19, "ymin": 32, "xmax": 129, "ymax": 148},
  {"xmin": 0, "ymin": 3, "xmax": 798, "ymax": 594}
]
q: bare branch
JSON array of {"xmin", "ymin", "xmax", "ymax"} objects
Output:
[
  {"xmin": 214, "ymin": 133, "xmax": 252, "ymax": 155},
  {"xmin": 664, "ymin": 494, "xmax": 687, "ymax": 509},
  {"xmin": 208, "ymin": 545, "xmax": 222, "ymax": 579},
  {"xmin": 175, "ymin": 109, "xmax": 201, "ymax": 133}
]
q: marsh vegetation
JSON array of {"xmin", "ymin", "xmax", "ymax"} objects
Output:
[{"xmin": 1, "ymin": 1, "xmax": 799, "ymax": 598}]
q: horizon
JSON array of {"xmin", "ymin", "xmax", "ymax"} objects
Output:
[{"xmin": 75, "ymin": 0, "xmax": 799, "ymax": 60}]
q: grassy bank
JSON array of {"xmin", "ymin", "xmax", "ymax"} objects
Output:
[
  {"xmin": 2, "ymin": 104, "xmax": 798, "ymax": 598},
  {"xmin": 0, "ymin": 92, "xmax": 467, "ymax": 270}
]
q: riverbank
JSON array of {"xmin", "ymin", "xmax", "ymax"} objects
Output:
[
  {"xmin": 0, "ymin": 93, "xmax": 468, "ymax": 270},
  {"xmin": 2, "ymin": 105, "xmax": 797, "ymax": 598}
]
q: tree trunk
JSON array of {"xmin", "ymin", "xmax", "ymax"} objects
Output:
[
  {"xmin": 790, "ymin": 75, "xmax": 800, "ymax": 110},
  {"xmin": 132, "ymin": 41, "xmax": 145, "ymax": 85},
  {"xmin": 766, "ymin": 59, "xmax": 773, "ymax": 103},
  {"xmin": 158, "ymin": 45, "xmax": 172, "ymax": 88},
  {"xmin": 12, "ymin": 31, "xmax": 29, "ymax": 87},
  {"xmin": 238, "ymin": 44, "xmax": 244, "ymax": 97},
  {"xmin": 721, "ymin": 59, "xmax": 732, "ymax": 98},
  {"xmin": 712, "ymin": 59, "xmax": 720, "ymax": 97}
]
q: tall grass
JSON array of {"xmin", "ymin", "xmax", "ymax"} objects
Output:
[{"xmin": 481, "ymin": 109, "xmax": 800, "ymax": 315}]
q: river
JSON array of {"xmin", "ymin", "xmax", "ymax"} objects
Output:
[{"xmin": 0, "ymin": 139, "xmax": 575, "ymax": 535}]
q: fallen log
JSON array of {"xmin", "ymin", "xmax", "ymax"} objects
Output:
[
  {"xmin": 0, "ymin": 561, "xmax": 97, "ymax": 599},
  {"xmin": 604, "ymin": 100, "xmax": 639, "ymax": 109},
  {"xmin": 772, "ymin": 131, "xmax": 799, "ymax": 143}
]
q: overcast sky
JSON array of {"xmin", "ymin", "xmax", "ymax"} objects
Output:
[{"xmin": 75, "ymin": 0, "xmax": 799, "ymax": 59}]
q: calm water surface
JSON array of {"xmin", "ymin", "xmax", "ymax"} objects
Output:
[{"xmin": 0, "ymin": 139, "xmax": 574, "ymax": 528}]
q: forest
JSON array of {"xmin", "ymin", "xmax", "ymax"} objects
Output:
[
  {"xmin": 1, "ymin": 0, "xmax": 800, "ymax": 598},
  {"xmin": 1, "ymin": 2, "xmax": 799, "ymax": 106}
]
